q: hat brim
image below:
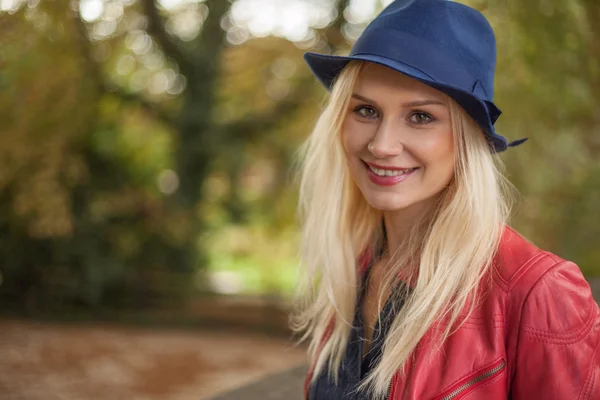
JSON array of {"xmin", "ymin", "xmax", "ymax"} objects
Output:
[{"xmin": 304, "ymin": 52, "xmax": 508, "ymax": 152}]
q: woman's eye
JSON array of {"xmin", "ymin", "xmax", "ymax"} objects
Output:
[
  {"xmin": 354, "ymin": 106, "xmax": 379, "ymax": 119},
  {"xmin": 409, "ymin": 111, "xmax": 435, "ymax": 124}
]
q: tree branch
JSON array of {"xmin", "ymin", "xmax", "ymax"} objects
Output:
[
  {"xmin": 71, "ymin": 6, "xmax": 105, "ymax": 94},
  {"xmin": 219, "ymin": 0, "xmax": 350, "ymax": 136},
  {"xmin": 71, "ymin": 5, "xmax": 175, "ymax": 127},
  {"xmin": 322, "ymin": 0, "xmax": 352, "ymax": 52},
  {"xmin": 196, "ymin": 0, "xmax": 230, "ymax": 67},
  {"xmin": 218, "ymin": 79, "xmax": 313, "ymax": 143},
  {"xmin": 333, "ymin": 0, "xmax": 352, "ymax": 31},
  {"xmin": 106, "ymin": 88, "xmax": 175, "ymax": 127},
  {"xmin": 141, "ymin": 0, "xmax": 193, "ymax": 74}
]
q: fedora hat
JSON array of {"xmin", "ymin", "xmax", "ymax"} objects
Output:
[{"xmin": 304, "ymin": 0, "xmax": 526, "ymax": 152}]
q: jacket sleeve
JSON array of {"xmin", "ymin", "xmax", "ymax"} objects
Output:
[{"xmin": 511, "ymin": 259, "xmax": 600, "ymax": 399}]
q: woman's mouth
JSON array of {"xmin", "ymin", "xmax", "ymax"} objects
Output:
[{"xmin": 364, "ymin": 162, "xmax": 419, "ymax": 186}]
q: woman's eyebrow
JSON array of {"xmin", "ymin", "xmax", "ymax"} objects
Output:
[
  {"xmin": 351, "ymin": 93, "xmax": 446, "ymax": 108},
  {"xmin": 402, "ymin": 99, "xmax": 447, "ymax": 108},
  {"xmin": 351, "ymin": 93, "xmax": 378, "ymax": 105}
]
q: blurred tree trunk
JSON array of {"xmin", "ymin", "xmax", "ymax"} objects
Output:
[{"xmin": 75, "ymin": 0, "xmax": 351, "ymax": 280}]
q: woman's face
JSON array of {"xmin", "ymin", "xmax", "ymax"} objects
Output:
[{"xmin": 342, "ymin": 63, "xmax": 455, "ymax": 215}]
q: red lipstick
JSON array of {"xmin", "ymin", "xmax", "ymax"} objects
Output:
[{"xmin": 363, "ymin": 161, "xmax": 418, "ymax": 186}]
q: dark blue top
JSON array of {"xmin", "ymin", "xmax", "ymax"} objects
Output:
[{"xmin": 308, "ymin": 266, "xmax": 409, "ymax": 400}]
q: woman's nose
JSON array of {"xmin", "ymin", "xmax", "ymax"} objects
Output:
[{"xmin": 367, "ymin": 120, "xmax": 404, "ymax": 158}]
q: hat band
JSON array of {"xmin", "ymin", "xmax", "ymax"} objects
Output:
[{"xmin": 350, "ymin": 28, "xmax": 483, "ymax": 98}]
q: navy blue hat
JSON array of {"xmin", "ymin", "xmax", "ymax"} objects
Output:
[{"xmin": 304, "ymin": 0, "xmax": 526, "ymax": 152}]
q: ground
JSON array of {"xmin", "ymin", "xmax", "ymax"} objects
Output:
[
  {"xmin": 0, "ymin": 320, "xmax": 305, "ymax": 400},
  {"xmin": 1, "ymin": 278, "xmax": 598, "ymax": 400}
]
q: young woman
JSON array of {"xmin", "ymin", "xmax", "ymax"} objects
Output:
[{"xmin": 292, "ymin": 1, "xmax": 600, "ymax": 399}]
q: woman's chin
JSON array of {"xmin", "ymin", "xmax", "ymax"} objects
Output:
[{"xmin": 364, "ymin": 195, "xmax": 413, "ymax": 212}]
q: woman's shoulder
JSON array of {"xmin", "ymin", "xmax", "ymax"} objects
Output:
[
  {"xmin": 493, "ymin": 225, "xmax": 575, "ymax": 285},
  {"xmin": 493, "ymin": 225, "xmax": 598, "ymax": 337}
]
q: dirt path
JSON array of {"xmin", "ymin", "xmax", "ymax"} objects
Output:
[
  {"xmin": 1, "ymin": 279, "xmax": 597, "ymax": 400},
  {"xmin": 0, "ymin": 320, "xmax": 305, "ymax": 400}
]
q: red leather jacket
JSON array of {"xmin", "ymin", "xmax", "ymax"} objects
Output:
[{"xmin": 305, "ymin": 227, "xmax": 600, "ymax": 399}]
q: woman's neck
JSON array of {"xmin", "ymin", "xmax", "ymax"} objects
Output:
[{"xmin": 382, "ymin": 198, "xmax": 438, "ymax": 257}]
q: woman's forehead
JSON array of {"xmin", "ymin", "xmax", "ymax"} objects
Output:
[{"xmin": 354, "ymin": 62, "xmax": 446, "ymax": 102}]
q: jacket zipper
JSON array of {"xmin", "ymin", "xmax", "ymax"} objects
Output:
[
  {"xmin": 438, "ymin": 359, "xmax": 506, "ymax": 400},
  {"xmin": 387, "ymin": 378, "xmax": 393, "ymax": 400}
]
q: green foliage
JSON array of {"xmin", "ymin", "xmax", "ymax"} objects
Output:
[
  {"xmin": 0, "ymin": 0, "xmax": 598, "ymax": 316},
  {"xmin": 487, "ymin": 0, "xmax": 600, "ymax": 275},
  {"xmin": 206, "ymin": 225, "xmax": 299, "ymax": 295},
  {"xmin": 0, "ymin": 5, "xmax": 194, "ymax": 310}
]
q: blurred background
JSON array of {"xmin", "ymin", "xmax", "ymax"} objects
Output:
[{"xmin": 0, "ymin": 0, "xmax": 598, "ymax": 398}]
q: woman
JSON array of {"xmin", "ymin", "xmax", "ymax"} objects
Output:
[{"xmin": 292, "ymin": 0, "xmax": 600, "ymax": 399}]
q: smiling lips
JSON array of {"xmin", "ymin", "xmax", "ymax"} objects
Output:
[{"xmin": 364, "ymin": 161, "xmax": 419, "ymax": 186}]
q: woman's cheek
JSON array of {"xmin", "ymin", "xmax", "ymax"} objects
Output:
[
  {"xmin": 343, "ymin": 121, "xmax": 373, "ymax": 152},
  {"xmin": 341, "ymin": 123, "xmax": 357, "ymax": 153}
]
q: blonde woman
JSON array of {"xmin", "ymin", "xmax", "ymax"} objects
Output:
[{"xmin": 293, "ymin": 0, "xmax": 600, "ymax": 399}]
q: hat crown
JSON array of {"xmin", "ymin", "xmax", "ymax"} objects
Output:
[
  {"xmin": 302, "ymin": 0, "xmax": 525, "ymax": 152},
  {"xmin": 354, "ymin": 0, "xmax": 497, "ymax": 99}
]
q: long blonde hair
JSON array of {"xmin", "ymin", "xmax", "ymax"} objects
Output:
[{"xmin": 292, "ymin": 61, "xmax": 513, "ymax": 399}]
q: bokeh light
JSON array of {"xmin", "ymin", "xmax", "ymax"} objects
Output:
[
  {"xmin": 79, "ymin": 0, "xmax": 104, "ymax": 22},
  {"xmin": 157, "ymin": 169, "xmax": 180, "ymax": 195}
]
